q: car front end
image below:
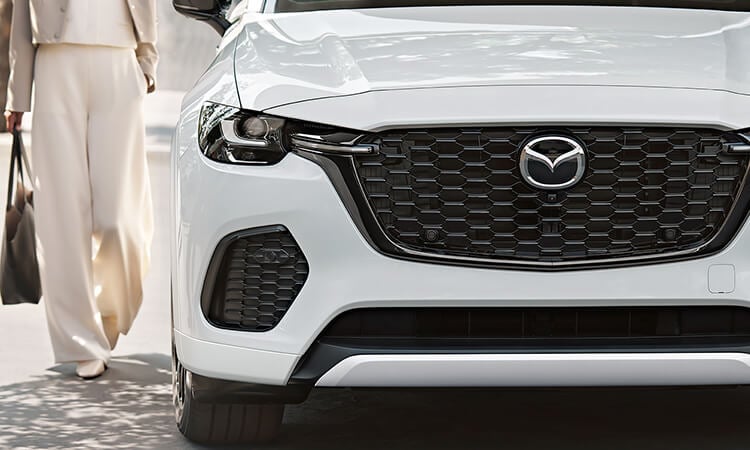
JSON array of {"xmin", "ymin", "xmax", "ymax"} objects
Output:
[{"xmin": 171, "ymin": 0, "xmax": 750, "ymax": 443}]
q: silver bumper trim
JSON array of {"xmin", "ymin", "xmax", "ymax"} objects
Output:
[{"xmin": 315, "ymin": 353, "xmax": 750, "ymax": 387}]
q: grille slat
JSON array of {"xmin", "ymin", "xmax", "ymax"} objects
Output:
[{"xmin": 354, "ymin": 127, "xmax": 750, "ymax": 264}]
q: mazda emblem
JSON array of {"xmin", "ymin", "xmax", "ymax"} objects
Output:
[{"xmin": 519, "ymin": 136, "xmax": 586, "ymax": 190}]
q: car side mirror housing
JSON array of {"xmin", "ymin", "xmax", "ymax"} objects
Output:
[{"xmin": 173, "ymin": 0, "xmax": 231, "ymax": 35}]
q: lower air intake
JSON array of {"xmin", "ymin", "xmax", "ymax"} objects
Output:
[
  {"xmin": 202, "ymin": 226, "xmax": 309, "ymax": 332},
  {"xmin": 320, "ymin": 306, "xmax": 750, "ymax": 348}
]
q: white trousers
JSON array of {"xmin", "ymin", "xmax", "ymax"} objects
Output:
[{"xmin": 31, "ymin": 44, "xmax": 153, "ymax": 363}]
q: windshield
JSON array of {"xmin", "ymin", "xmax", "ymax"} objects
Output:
[{"xmin": 274, "ymin": 0, "xmax": 750, "ymax": 13}]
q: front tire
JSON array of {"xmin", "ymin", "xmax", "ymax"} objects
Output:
[{"xmin": 172, "ymin": 345, "xmax": 284, "ymax": 444}]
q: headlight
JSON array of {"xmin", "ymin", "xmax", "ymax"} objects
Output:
[
  {"xmin": 198, "ymin": 102, "xmax": 378, "ymax": 165},
  {"xmin": 199, "ymin": 103, "xmax": 287, "ymax": 165}
]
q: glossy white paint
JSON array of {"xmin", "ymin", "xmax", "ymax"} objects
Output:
[
  {"xmin": 266, "ymin": 85, "xmax": 750, "ymax": 132},
  {"xmin": 315, "ymin": 353, "xmax": 750, "ymax": 387},
  {"xmin": 172, "ymin": 149, "xmax": 750, "ymax": 384},
  {"xmin": 174, "ymin": 330, "xmax": 299, "ymax": 384},
  {"xmin": 708, "ymin": 265, "xmax": 736, "ymax": 294},
  {"xmin": 172, "ymin": 4, "xmax": 750, "ymax": 386},
  {"xmin": 179, "ymin": 33, "xmax": 239, "ymax": 120},
  {"xmin": 232, "ymin": 6, "xmax": 750, "ymax": 111}
]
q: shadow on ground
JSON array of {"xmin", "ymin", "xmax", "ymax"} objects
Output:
[
  {"xmin": 0, "ymin": 354, "xmax": 183, "ymax": 449},
  {"xmin": 273, "ymin": 386, "xmax": 750, "ymax": 450},
  {"xmin": 2, "ymin": 357, "xmax": 750, "ymax": 449}
]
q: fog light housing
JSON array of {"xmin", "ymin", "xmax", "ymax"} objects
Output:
[{"xmin": 201, "ymin": 226, "xmax": 309, "ymax": 332}]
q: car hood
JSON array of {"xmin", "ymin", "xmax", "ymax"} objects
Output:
[{"xmin": 234, "ymin": 5, "xmax": 750, "ymax": 111}]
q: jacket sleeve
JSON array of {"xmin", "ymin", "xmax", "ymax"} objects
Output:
[
  {"xmin": 135, "ymin": 42, "xmax": 158, "ymax": 93},
  {"xmin": 6, "ymin": 0, "xmax": 36, "ymax": 112},
  {"xmin": 135, "ymin": 0, "xmax": 158, "ymax": 94}
]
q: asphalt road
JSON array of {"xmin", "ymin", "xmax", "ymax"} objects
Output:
[{"xmin": 2, "ymin": 114, "xmax": 750, "ymax": 449}]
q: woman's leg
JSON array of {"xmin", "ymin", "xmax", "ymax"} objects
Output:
[
  {"xmin": 31, "ymin": 45, "xmax": 111, "ymax": 363},
  {"xmin": 87, "ymin": 47, "xmax": 153, "ymax": 338}
]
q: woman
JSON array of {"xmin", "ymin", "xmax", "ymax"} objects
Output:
[{"xmin": 4, "ymin": 0, "xmax": 157, "ymax": 379}]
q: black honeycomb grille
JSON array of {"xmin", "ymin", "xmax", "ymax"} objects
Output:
[
  {"xmin": 354, "ymin": 127, "xmax": 750, "ymax": 264},
  {"xmin": 204, "ymin": 226, "xmax": 309, "ymax": 332}
]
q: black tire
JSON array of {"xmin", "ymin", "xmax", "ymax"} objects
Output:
[{"xmin": 172, "ymin": 345, "xmax": 284, "ymax": 444}]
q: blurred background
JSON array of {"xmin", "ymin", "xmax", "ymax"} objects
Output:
[{"xmin": 152, "ymin": 1, "xmax": 220, "ymax": 91}]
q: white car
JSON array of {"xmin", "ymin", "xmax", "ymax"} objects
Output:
[{"xmin": 171, "ymin": 0, "xmax": 750, "ymax": 444}]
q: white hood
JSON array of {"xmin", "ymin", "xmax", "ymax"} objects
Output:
[{"xmin": 233, "ymin": 5, "xmax": 750, "ymax": 111}]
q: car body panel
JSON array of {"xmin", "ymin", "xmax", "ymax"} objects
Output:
[
  {"xmin": 233, "ymin": 5, "xmax": 750, "ymax": 111},
  {"xmin": 171, "ymin": 146, "xmax": 750, "ymax": 384},
  {"xmin": 265, "ymin": 84, "xmax": 750, "ymax": 131},
  {"xmin": 181, "ymin": 32, "xmax": 241, "ymax": 117}
]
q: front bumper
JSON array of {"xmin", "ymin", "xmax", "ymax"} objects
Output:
[{"xmin": 173, "ymin": 150, "xmax": 750, "ymax": 386}]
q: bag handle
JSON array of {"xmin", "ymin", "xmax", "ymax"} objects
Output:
[
  {"xmin": 6, "ymin": 131, "xmax": 17, "ymax": 210},
  {"xmin": 6, "ymin": 130, "xmax": 26, "ymax": 211},
  {"xmin": 17, "ymin": 131, "xmax": 32, "ymax": 182}
]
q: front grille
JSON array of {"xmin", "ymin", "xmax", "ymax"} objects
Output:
[
  {"xmin": 202, "ymin": 226, "xmax": 309, "ymax": 332},
  {"xmin": 321, "ymin": 307, "xmax": 750, "ymax": 349},
  {"xmin": 354, "ymin": 127, "xmax": 750, "ymax": 264}
]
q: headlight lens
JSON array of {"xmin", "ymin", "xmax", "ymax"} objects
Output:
[
  {"xmin": 198, "ymin": 102, "xmax": 378, "ymax": 165},
  {"xmin": 199, "ymin": 103, "xmax": 287, "ymax": 165}
]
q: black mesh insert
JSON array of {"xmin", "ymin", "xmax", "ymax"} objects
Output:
[
  {"xmin": 204, "ymin": 226, "xmax": 309, "ymax": 332},
  {"xmin": 322, "ymin": 307, "xmax": 750, "ymax": 348},
  {"xmin": 354, "ymin": 127, "xmax": 750, "ymax": 263}
]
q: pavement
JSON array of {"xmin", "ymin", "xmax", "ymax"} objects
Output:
[{"xmin": 2, "ymin": 91, "xmax": 750, "ymax": 449}]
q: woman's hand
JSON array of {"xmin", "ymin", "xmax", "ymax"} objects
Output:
[
  {"xmin": 4, "ymin": 111, "xmax": 23, "ymax": 132},
  {"xmin": 145, "ymin": 74, "xmax": 155, "ymax": 93}
]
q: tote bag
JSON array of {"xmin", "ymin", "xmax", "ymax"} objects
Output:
[{"xmin": 1, "ymin": 130, "xmax": 41, "ymax": 305}]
